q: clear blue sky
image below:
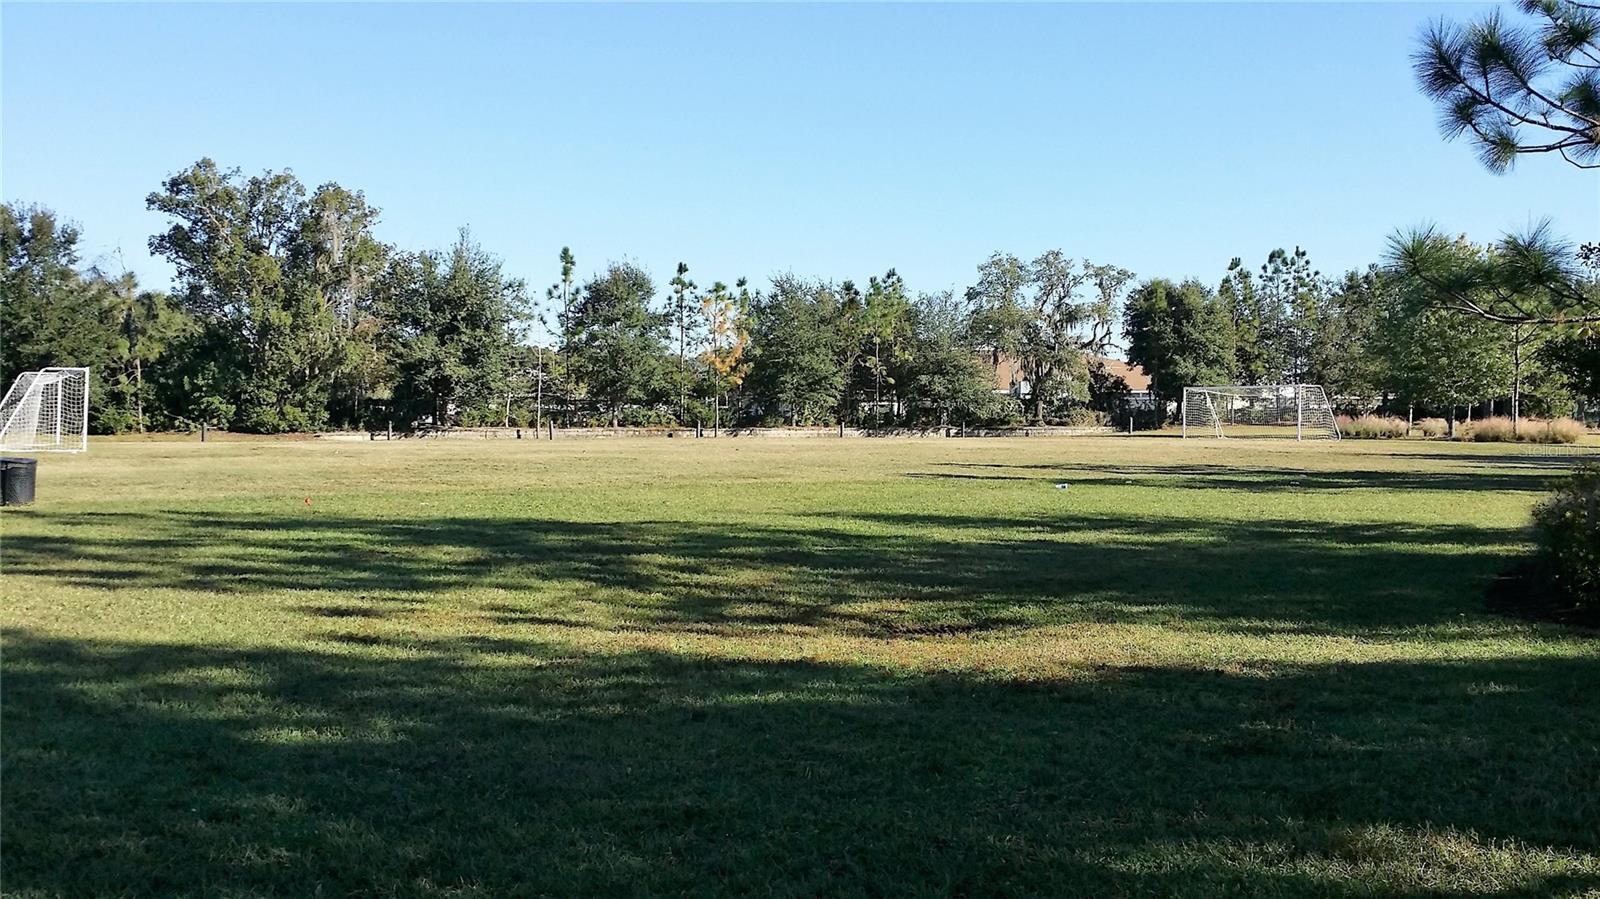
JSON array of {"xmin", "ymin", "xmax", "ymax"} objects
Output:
[{"xmin": 4, "ymin": 2, "xmax": 1593, "ymax": 338}]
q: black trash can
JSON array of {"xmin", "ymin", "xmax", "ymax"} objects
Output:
[{"xmin": 1, "ymin": 456, "xmax": 37, "ymax": 506}]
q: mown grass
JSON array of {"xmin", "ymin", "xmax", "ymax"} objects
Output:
[{"xmin": 4, "ymin": 435, "xmax": 1599, "ymax": 897}]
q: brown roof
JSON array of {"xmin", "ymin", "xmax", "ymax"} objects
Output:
[
  {"xmin": 988, "ymin": 350, "xmax": 1024, "ymax": 392},
  {"xmin": 1092, "ymin": 357, "xmax": 1152, "ymax": 392},
  {"xmin": 975, "ymin": 351, "xmax": 1153, "ymax": 394}
]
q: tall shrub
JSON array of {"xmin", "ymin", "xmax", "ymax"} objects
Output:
[{"xmin": 1533, "ymin": 466, "xmax": 1600, "ymax": 608}]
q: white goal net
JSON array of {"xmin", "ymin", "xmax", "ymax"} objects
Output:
[
  {"xmin": 0, "ymin": 367, "xmax": 90, "ymax": 453},
  {"xmin": 1182, "ymin": 384, "xmax": 1339, "ymax": 440}
]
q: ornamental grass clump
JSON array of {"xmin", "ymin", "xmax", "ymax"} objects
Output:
[
  {"xmin": 1468, "ymin": 417, "xmax": 1515, "ymax": 442},
  {"xmin": 1338, "ymin": 415, "xmax": 1410, "ymax": 439},
  {"xmin": 1467, "ymin": 417, "xmax": 1584, "ymax": 444},
  {"xmin": 1417, "ymin": 418, "xmax": 1449, "ymax": 438}
]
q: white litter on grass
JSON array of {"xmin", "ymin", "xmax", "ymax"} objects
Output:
[{"xmin": 1055, "ymin": 482, "xmax": 1070, "ymax": 490}]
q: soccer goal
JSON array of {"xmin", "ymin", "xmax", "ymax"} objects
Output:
[
  {"xmin": 0, "ymin": 367, "xmax": 90, "ymax": 453},
  {"xmin": 1182, "ymin": 384, "xmax": 1340, "ymax": 440}
]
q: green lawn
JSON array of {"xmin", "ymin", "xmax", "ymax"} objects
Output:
[{"xmin": 4, "ymin": 435, "xmax": 1598, "ymax": 898}]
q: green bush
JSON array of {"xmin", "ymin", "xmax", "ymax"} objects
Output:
[
  {"xmin": 1532, "ymin": 465, "xmax": 1600, "ymax": 607},
  {"xmin": 1060, "ymin": 407, "xmax": 1109, "ymax": 428},
  {"xmin": 1338, "ymin": 415, "xmax": 1409, "ymax": 439},
  {"xmin": 678, "ymin": 399, "xmax": 715, "ymax": 428},
  {"xmin": 458, "ymin": 405, "xmax": 511, "ymax": 428},
  {"xmin": 979, "ymin": 395, "xmax": 1026, "ymax": 426},
  {"xmin": 618, "ymin": 406, "xmax": 679, "ymax": 428}
]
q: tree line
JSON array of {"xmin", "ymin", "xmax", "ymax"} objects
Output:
[
  {"xmin": 0, "ymin": 159, "xmax": 1138, "ymax": 433},
  {"xmin": 1125, "ymin": 236, "xmax": 1599, "ymax": 431},
  {"xmin": 3, "ymin": 158, "xmax": 1596, "ymax": 435}
]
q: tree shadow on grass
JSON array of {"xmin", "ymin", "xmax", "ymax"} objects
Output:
[
  {"xmin": 3, "ymin": 508, "xmax": 1526, "ymax": 637},
  {"xmin": 5, "ymin": 628, "xmax": 1598, "ymax": 897},
  {"xmin": 914, "ymin": 461, "xmax": 1572, "ymax": 494},
  {"xmin": 1387, "ymin": 450, "xmax": 1600, "ymax": 470}
]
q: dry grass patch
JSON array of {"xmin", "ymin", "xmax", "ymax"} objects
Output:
[
  {"xmin": 1467, "ymin": 416, "xmax": 1586, "ymax": 444},
  {"xmin": 1337, "ymin": 414, "xmax": 1410, "ymax": 439}
]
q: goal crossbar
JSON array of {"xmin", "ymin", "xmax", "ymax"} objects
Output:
[
  {"xmin": 0, "ymin": 367, "xmax": 90, "ymax": 453},
  {"xmin": 1181, "ymin": 384, "xmax": 1339, "ymax": 440}
]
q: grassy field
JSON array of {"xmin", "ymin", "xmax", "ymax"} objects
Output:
[{"xmin": 4, "ymin": 435, "xmax": 1598, "ymax": 898}]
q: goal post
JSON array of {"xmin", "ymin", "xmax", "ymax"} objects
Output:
[
  {"xmin": 1182, "ymin": 384, "xmax": 1339, "ymax": 440},
  {"xmin": 0, "ymin": 367, "xmax": 90, "ymax": 453}
]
